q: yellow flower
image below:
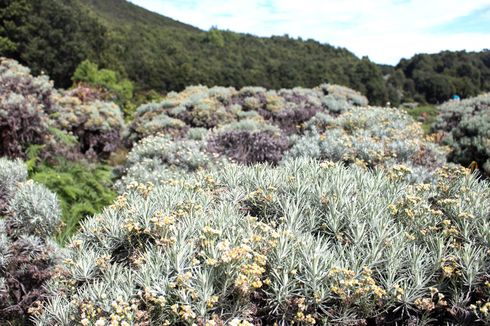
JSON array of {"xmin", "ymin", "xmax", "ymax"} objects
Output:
[
  {"xmin": 179, "ymin": 305, "xmax": 196, "ymax": 320},
  {"xmin": 251, "ymin": 280, "xmax": 263, "ymax": 288}
]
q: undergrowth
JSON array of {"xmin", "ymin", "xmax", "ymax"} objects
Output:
[{"xmin": 27, "ymin": 148, "xmax": 116, "ymax": 243}]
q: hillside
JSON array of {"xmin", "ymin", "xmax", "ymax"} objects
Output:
[
  {"xmin": 1, "ymin": 0, "xmax": 489, "ymax": 106},
  {"xmin": 79, "ymin": 0, "xmax": 199, "ymax": 31},
  {"xmin": 0, "ymin": 0, "xmax": 388, "ymax": 104},
  {"xmin": 386, "ymin": 50, "xmax": 490, "ymax": 104},
  {"xmin": 82, "ymin": 0, "xmax": 390, "ymax": 103}
]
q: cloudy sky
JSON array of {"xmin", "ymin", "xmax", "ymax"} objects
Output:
[{"xmin": 128, "ymin": 0, "xmax": 490, "ymax": 64}]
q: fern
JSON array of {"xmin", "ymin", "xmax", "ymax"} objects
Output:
[{"xmin": 30, "ymin": 160, "xmax": 116, "ymax": 243}]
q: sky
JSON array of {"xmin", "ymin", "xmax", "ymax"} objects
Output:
[{"xmin": 128, "ymin": 0, "xmax": 490, "ymax": 64}]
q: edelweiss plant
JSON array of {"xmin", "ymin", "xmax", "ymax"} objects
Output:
[
  {"xmin": 35, "ymin": 159, "xmax": 490, "ymax": 325},
  {"xmin": 286, "ymin": 107, "xmax": 449, "ymax": 181},
  {"xmin": 432, "ymin": 93, "xmax": 490, "ymax": 176},
  {"xmin": 0, "ymin": 158, "xmax": 63, "ymax": 324},
  {"xmin": 115, "ymin": 134, "xmax": 226, "ymax": 191},
  {"xmin": 129, "ymin": 84, "xmax": 368, "ymax": 142},
  {"xmin": 0, "ymin": 58, "xmax": 55, "ymax": 158},
  {"xmin": 53, "ymin": 96, "xmax": 127, "ymax": 159}
]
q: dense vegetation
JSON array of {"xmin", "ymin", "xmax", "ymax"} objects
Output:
[
  {"xmin": 433, "ymin": 93, "xmax": 490, "ymax": 177},
  {"xmin": 0, "ymin": 0, "xmax": 107, "ymax": 87},
  {"xmin": 0, "ymin": 158, "xmax": 62, "ymax": 324},
  {"xmin": 0, "ymin": 58, "xmax": 119, "ymax": 243},
  {"xmin": 2, "ymin": 0, "xmax": 489, "ymax": 107},
  {"xmin": 0, "ymin": 35, "xmax": 489, "ymax": 326},
  {"xmin": 386, "ymin": 51, "xmax": 490, "ymax": 105}
]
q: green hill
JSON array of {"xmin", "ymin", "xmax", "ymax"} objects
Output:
[
  {"xmin": 0, "ymin": 0, "xmax": 388, "ymax": 104},
  {"xmin": 1, "ymin": 0, "xmax": 488, "ymax": 105},
  {"xmin": 385, "ymin": 50, "xmax": 490, "ymax": 104}
]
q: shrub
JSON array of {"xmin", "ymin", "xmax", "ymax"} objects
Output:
[
  {"xmin": 286, "ymin": 107, "xmax": 448, "ymax": 181},
  {"xmin": 129, "ymin": 84, "xmax": 368, "ymax": 141},
  {"xmin": 0, "ymin": 158, "xmax": 62, "ymax": 324},
  {"xmin": 130, "ymin": 101, "xmax": 188, "ymax": 141},
  {"xmin": 34, "ymin": 159, "xmax": 490, "ymax": 325},
  {"xmin": 0, "ymin": 58, "xmax": 55, "ymax": 158},
  {"xmin": 116, "ymin": 134, "xmax": 225, "ymax": 190},
  {"xmin": 432, "ymin": 94, "xmax": 490, "ymax": 176},
  {"xmin": 207, "ymin": 130, "xmax": 288, "ymax": 165},
  {"xmin": 71, "ymin": 60, "xmax": 134, "ymax": 109},
  {"xmin": 53, "ymin": 96, "xmax": 127, "ymax": 159},
  {"xmin": 0, "ymin": 158, "xmax": 28, "ymax": 214},
  {"xmin": 6, "ymin": 181, "xmax": 61, "ymax": 238},
  {"xmin": 317, "ymin": 83, "xmax": 369, "ymax": 107}
]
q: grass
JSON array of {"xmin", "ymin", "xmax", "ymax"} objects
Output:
[{"xmin": 404, "ymin": 105, "xmax": 438, "ymax": 134}]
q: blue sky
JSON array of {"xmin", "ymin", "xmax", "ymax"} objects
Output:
[{"xmin": 128, "ymin": 0, "xmax": 490, "ymax": 64}]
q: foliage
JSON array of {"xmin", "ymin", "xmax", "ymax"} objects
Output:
[
  {"xmin": 3, "ymin": 0, "xmax": 490, "ymax": 106},
  {"xmin": 404, "ymin": 105, "xmax": 438, "ymax": 134},
  {"xmin": 0, "ymin": 0, "xmax": 108, "ymax": 88},
  {"xmin": 390, "ymin": 50, "xmax": 490, "ymax": 104},
  {"xmin": 2, "ymin": 0, "xmax": 389, "ymax": 104},
  {"xmin": 0, "ymin": 58, "xmax": 87, "ymax": 162},
  {"xmin": 53, "ymin": 96, "xmax": 127, "ymax": 159},
  {"xmin": 0, "ymin": 58, "xmax": 54, "ymax": 158},
  {"xmin": 432, "ymin": 94, "xmax": 490, "ymax": 177},
  {"xmin": 6, "ymin": 180, "xmax": 61, "ymax": 238},
  {"xmin": 30, "ymin": 160, "xmax": 117, "ymax": 243},
  {"xmin": 207, "ymin": 128, "xmax": 288, "ymax": 165},
  {"xmin": 130, "ymin": 84, "xmax": 368, "ymax": 141},
  {"xmin": 116, "ymin": 134, "xmax": 225, "ymax": 191},
  {"xmin": 34, "ymin": 159, "xmax": 490, "ymax": 325},
  {"xmin": 71, "ymin": 60, "xmax": 134, "ymax": 109},
  {"xmin": 285, "ymin": 107, "xmax": 449, "ymax": 182},
  {"xmin": 0, "ymin": 158, "xmax": 62, "ymax": 324}
]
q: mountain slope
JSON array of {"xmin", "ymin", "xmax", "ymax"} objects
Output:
[
  {"xmin": 79, "ymin": 0, "xmax": 388, "ymax": 102},
  {"xmin": 0, "ymin": 0, "xmax": 389, "ymax": 104},
  {"xmin": 5, "ymin": 0, "xmax": 488, "ymax": 105},
  {"xmin": 79, "ymin": 0, "xmax": 199, "ymax": 31}
]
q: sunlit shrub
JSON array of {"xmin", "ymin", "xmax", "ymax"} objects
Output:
[
  {"xmin": 34, "ymin": 159, "xmax": 490, "ymax": 325},
  {"xmin": 317, "ymin": 83, "xmax": 369, "ymax": 107},
  {"xmin": 432, "ymin": 94, "xmax": 490, "ymax": 176},
  {"xmin": 6, "ymin": 181, "xmax": 61, "ymax": 238},
  {"xmin": 129, "ymin": 84, "xmax": 368, "ymax": 141},
  {"xmin": 286, "ymin": 107, "xmax": 448, "ymax": 180},
  {"xmin": 116, "ymin": 134, "xmax": 225, "ymax": 190}
]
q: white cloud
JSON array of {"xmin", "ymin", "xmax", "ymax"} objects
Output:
[{"xmin": 128, "ymin": 0, "xmax": 490, "ymax": 64}]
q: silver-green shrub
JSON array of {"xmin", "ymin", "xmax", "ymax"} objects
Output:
[
  {"xmin": 0, "ymin": 158, "xmax": 63, "ymax": 323},
  {"xmin": 7, "ymin": 181, "xmax": 61, "ymax": 238},
  {"xmin": 317, "ymin": 83, "xmax": 369, "ymax": 108},
  {"xmin": 432, "ymin": 94, "xmax": 490, "ymax": 176},
  {"xmin": 35, "ymin": 159, "xmax": 490, "ymax": 325},
  {"xmin": 1, "ymin": 157, "xmax": 61, "ymax": 238},
  {"xmin": 0, "ymin": 221, "xmax": 10, "ymax": 270},
  {"xmin": 0, "ymin": 58, "xmax": 55, "ymax": 158},
  {"xmin": 0, "ymin": 158, "xmax": 28, "ymax": 211},
  {"xmin": 129, "ymin": 84, "xmax": 368, "ymax": 141},
  {"xmin": 285, "ymin": 107, "xmax": 448, "ymax": 181},
  {"xmin": 116, "ymin": 134, "xmax": 226, "ymax": 191},
  {"xmin": 53, "ymin": 96, "xmax": 127, "ymax": 158}
]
